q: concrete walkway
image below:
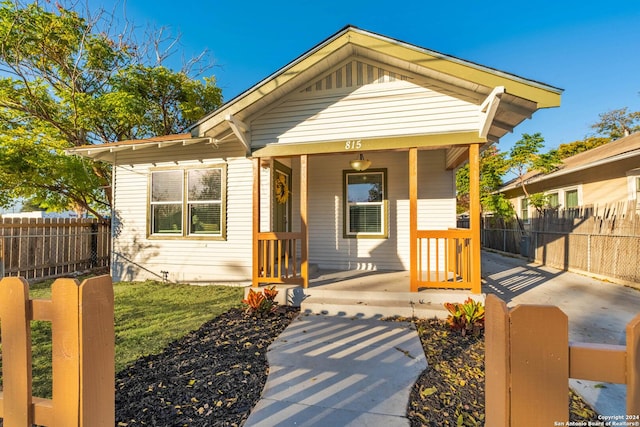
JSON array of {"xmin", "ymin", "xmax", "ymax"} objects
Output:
[
  {"xmin": 244, "ymin": 251, "xmax": 640, "ymax": 424},
  {"xmin": 244, "ymin": 314, "xmax": 426, "ymax": 427},
  {"xmin": 482, "ymin": 250, "xmax": 640, "ymax": 417}
]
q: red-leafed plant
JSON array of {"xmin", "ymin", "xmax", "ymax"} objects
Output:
[
  {"xmin": 242, "ymin": 286, "xmax": 279, "ymax": 317},
  {"xmin": 444, "ymin": 298, "xmax": 485, "ymax": 336}
]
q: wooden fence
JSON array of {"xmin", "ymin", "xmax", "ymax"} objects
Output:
[
  {"xmin": 0, "ymin": 275, "xmax": 114, "ymax": 427},
  {"xmin": 0, "ymin": 218, "xmax": 110, "ymax": 280},
  {"xmin": 485, "ymin": 294, "xmax": 640, "ymax": 426},
  {"xmin": 482, "ymin": 201, "xmax": 640, "ymax": 284}
]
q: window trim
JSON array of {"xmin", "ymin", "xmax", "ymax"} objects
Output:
[
  {"xmin": 519, "ymin": 197, "xmax": 529, "ymax": 223},
  {"xmin": 148, "ymin": 164, "xmax": 227, "ymax": 240},
  {"xmin": 343, "ymin": 168, "xmax": 388, "ymax": 239}
]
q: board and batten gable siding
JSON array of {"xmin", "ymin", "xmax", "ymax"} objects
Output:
[
  {"xmin": 111, "ymin": 142, "xmax": 253, "ymax": 283},
  {"xmin": 289, "ymin": 149, "xmax": 454, "ymax": 271},
  {"xmin": 250, "ymin": 60, "xmax": 480, "ymax": 147}
]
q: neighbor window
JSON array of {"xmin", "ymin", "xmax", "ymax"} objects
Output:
[
  {"xmin": 520, "ymin": 198, "xmax": 529, "ymax": 223},
  {"xmin": 547, "ymin": 192, "xmax": 559, "ymax": 209},
  {"xmin": 344, "ymin": 170, "xmax": 387, "ymax": 237},
  {"xmin": 150, "ymin": 166, "xmax": 225, "ymax": 238},
  {"xmin": 565, "ymin": 189, "xmax": 579, "ymax": 209},
  {"xmin": 636, "ymin": 177, "xmax": 640, "ymax": 204}
]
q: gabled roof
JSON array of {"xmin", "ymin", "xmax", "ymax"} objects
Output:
[
  {"xmin": 67, "ymin": 25, "xmax": 562, "ymax": 161},
  {"xmin": 500, "ymin": 132, "xmax": 640, "ymax": 192},
  {"xmin": 190, "ymin": 25, "xmax": 562, "ymax": 142}
]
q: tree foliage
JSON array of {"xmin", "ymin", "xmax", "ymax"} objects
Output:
[
  {"xmin": 591, "ymin": 107, "xmax": 640, "ymax": 140},
  {"xmin": 506, "ymin": 132, "xmax": 560, "ymax": 215},
  {"xmin": 456, "ymin": 145, "xmax": 513, "ymax": 218},
  {"xmin": 0, "ymin": 0, "xmax": 222, "ymax": 218},
  {"xmin": 555, "ymin": 136, "xmax": 610, "ymax": 159}
]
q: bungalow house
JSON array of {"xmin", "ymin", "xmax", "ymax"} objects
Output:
[
  {"xmin": 500, "ymin": 131, "xmax": 640, "ymax": 221},
  {"xmin": 68, "ymin": 26, "xmax": 561, "ymax": 293}
]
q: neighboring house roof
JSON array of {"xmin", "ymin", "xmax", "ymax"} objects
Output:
[
  {"xmin": 500, "ymin": 131, "xmax": 640, "ymax": 192},
  {"xmin": 67, "ymin": 25, "xmax": 562, "ymax": 161}
]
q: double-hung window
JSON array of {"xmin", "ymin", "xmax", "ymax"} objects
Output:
[
  {"xmin": 520, "ymin": 198, "xmax": 529, "ymax": 223},
  {"xmin": 150, "ymin": 166, "xmax": 225, "ymax": 238},
  {"xmin": 344, "ymin": 169, "xmax": 387, "ymax": 238},
  {"xmin": 565, "ymin": 189, "xmax": 579, "ymax": 208}
]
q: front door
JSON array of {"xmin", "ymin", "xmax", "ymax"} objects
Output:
[{"xmin": 273, "ymin": 161, "xmax": 291, "ymax": 232}]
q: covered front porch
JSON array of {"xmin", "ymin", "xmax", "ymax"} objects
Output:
[{"xmin": 250, "ymin": 144, "xmax": 483, "ymax": 294}]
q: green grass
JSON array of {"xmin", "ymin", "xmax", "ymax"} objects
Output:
[{"xmin": 2, "ymin": 279, "xmax": 244, "ymax": 398}]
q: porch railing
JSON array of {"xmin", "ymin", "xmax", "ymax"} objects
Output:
[
  {"xmin": 416, "ymin": 228, "xmax": 474, "ymax": 289},
  {"xmin": 256, "ymin": 232, "xmax": 304, "ymax": 285}
]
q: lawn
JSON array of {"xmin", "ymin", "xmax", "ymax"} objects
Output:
[{"xmin": 2, "ymin": 278, "xmax": 244, "ymax": 398}]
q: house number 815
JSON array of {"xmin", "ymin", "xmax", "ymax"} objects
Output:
[{"xmin": 345, "ymin": 140, "xmax": 362, "ymax": 150}]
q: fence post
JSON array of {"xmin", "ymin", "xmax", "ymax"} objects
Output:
[
  {"xmin": 0, "ymin": 277, "xmax": 33, "ymax": 426},
  {"xmin": 485, "ymin": 294, "xmax": 510, "ymax": 427},
  {"xmin": 79, "ymin": 275, "xmax": 115, "ymax": 426},
  {"xmin": 510, "ymin": 305, "xmax": 569, "ymax": 426},
  {"xmin": 51, "ymin": 278, "xmax": 82, "ymax": 425},
  {"xmin": 628, "ymin": 314, "xmax": 640, "ymax": 417}
]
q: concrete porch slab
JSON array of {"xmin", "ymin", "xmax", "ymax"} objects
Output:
[{"xmin": 244, "ymin": 269, "xmax": 484, "ymax": 318}]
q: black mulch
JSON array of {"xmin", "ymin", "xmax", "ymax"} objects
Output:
[
  {"xmin": 115, "ymin": 309, "xmax": 600, "ymax": 427},
  {"xmin": 115, "ymin": 306, "xmax": 299, "ymax": 426}
]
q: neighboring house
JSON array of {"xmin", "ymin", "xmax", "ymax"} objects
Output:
[
  {"xmin": 500, "ymin": 131, "xmax": 640, "ymax": 221},
  {"xmin": 68, "ymin": 26, "xmax": 561, "ymax": 292}
]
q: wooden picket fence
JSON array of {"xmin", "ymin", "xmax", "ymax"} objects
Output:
[
  {"xmin": 485, "ymin": 294, "xmax": 640, "ymax": 426},
  {"xmin": 0, "ymin": 275, "xmax": 114, "ymax": 427},
  {"xmin": 0, "ymin": 217, "xmax": 110, "ymax": 281}
]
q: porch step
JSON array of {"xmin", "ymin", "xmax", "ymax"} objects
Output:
[{"xmin": 300, "ymin": 290, "xmax": 484, "ymax": 319}]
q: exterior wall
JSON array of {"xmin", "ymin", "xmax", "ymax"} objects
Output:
[
  {"xmin": 503, "ymin": 156, "xmax": 640, "ymax": 214},
  {"xmin": 250, "ymin": 63, "xmax": 479, "ymax": 147},
  {"xmin": 287, "ymin": 149, "xmax": 454, "ymax": 271},
  {"xmin": 111, "ymin": 142, "xmax": 253, "ymax": 283}
]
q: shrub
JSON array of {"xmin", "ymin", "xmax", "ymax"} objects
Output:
[
  {"xmin": 444, "ymin": 298, "xmax": 485, "ymax": 336},
  {"xmin": 242, "ymin": 286, "xmax": 279, "ymax": 317}
]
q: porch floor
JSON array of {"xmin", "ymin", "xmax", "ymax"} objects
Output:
[{"xmin": 253, "ymin": 269, "xmax": 483, "ymax": 319}]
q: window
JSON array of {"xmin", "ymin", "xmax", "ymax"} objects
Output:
[
  {"xmin": 636, "ymin": 177, "xmax": 640, "ymax": 204},
  {"xmin": 344, "ymin": 169, "xmax": 387, "ymax": 237},
  {"xmin": 150, "ymin": 166, "xmax": 225, "ymax": 238},
  {"xmin": 520, "ymin": 198, "xmax": 529, "ymax": 223},
  {"xmin": 547, "ymin": 192, "xmax": 559, "ymax": 209},
  {"xmin": 565, "ymin": 189, "xmax": 579, "ymax": 208}
]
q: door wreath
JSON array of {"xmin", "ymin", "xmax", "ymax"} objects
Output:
[{"xmin": 274, "ymin": 174, "xmax": 290, "ymax": 204}]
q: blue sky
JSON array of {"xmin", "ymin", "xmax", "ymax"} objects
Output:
[{"xmin": 110, "ymin": 0, "xmax": 640, "ymax": 153}]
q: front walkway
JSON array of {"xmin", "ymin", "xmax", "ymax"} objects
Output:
[
  {"xmin": 244, "ymin": 315, "xmax": 426, "ymax": 427},
  {"xmin": 482, "ymin": 249, "xmax": 640, "ymax": 417}
]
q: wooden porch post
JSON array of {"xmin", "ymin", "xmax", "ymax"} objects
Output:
[
  {"xmin": 409, "ymin": 147, "xmax": 418, "ymax": 292},
  {"xmin": 252, "ymin": 157, "xmax": 260, "ymax": 287},
  {"xmin": 469, "ymin": 143, "xmax": 482, "ymax": 294},
  {"xmin": 300, "ymin": 155, "xmax": 309, "ymax": 288}
]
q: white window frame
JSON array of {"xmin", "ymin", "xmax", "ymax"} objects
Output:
[
  {"xmin": 519, "ymin": 197, "xmax": 529, "ymax": 223},
  {"xmin": 149, "ymin": 165, "xmax": 226, "ymax": 240},
  {"xmin": 343, "ymin": 169, "xmax": 388, "ymax": 238}
]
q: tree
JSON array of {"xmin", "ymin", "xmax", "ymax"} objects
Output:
[
  {"xmin": 456, "ymin": 145, "xmax": 513, "ymax": 218},
  {"xmin": 555, "ymin": 136, "xmax": 610, "ymax": 159},
  {"xmin": 591, "ymin": 107, "xmax": 640, "ymax": 140},
  {"xmin": 506, "ymin": 132, "xmax": 560, "ymax": 216},
  {"xmin": 0, "ymin": 0, "xmax": 222, "ymax": 219}
]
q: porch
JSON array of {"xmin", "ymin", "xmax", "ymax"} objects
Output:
[
  {"xmin": 251, "ymin": 145, "xmax": 483, "ymax": 294},
  {"xmin": 246, "ymin": 268, "xmax": 484, "ymax": 318}
]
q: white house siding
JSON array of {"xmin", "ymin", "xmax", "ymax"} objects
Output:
[
  {"xmin": 250, "ymin": 67, "xmax": 479, "ymax": 147},
  {"xmin": 111, "ymin": 142, "xmax": 253, "ymax": 283},
  {"xmin": 287, "ymin": 149, "xmax": 454, "ymax": 271}
]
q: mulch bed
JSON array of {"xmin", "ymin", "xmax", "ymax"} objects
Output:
[
  {"xmin": 115, "ymin": 306, "xmax": 299, "ymax": 426},
  {"xmin": 115, "ymin": 308, "xmax": 599, "ymax": 426}
]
